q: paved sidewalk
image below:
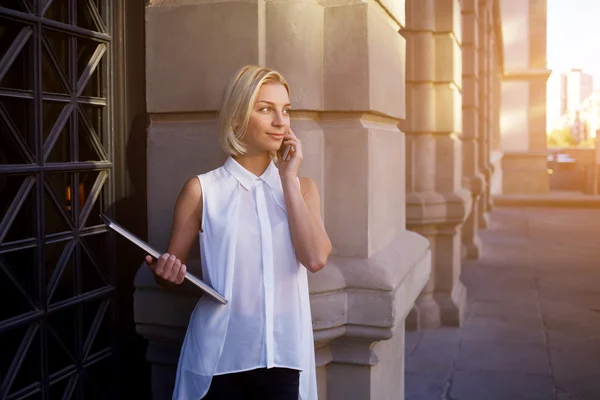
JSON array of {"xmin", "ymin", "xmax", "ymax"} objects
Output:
[{"xmin": 405, "ymin": 207, "xmax": 600, "ymax": 400}]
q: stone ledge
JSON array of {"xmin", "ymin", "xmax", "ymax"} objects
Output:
[
  {"xmin": 503, "ymin": 68, "xmax": 552, "ymax": 81},
  {"xmin": 463, "ymin": 172, "xmax": 486, "ymax": 196},
  {"xmin": 407, "ymin": 188, "xmax": 472, "ymax": 225},
  {"xmin": 493, "ymin": 193, "xmax": 600, "ymax": 208},
  {"xmin": 312, "ymin": 230, "xmax": 431, "ymax": 341},
  {"xmin": 502, "ymin": 150, "xmax": 548, "ymax": 159},
  {"xmin": 313, "ymin": 237, "xmax": 431, "ymax": 365}
]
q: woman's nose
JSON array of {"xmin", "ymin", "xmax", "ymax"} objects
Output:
[{"xmin": 272, "ymin": 111, "xmax": 286, "ymax": 127}]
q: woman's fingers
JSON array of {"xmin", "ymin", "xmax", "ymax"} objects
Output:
[
  {"xmin": 145, "ymin": 253, "xmax": 184, "ymax": 284},
  {"xmin": 169, "ymin": 258, "xmax": 182, "ymax": 282},
  {"xmin": 154, "ymin": 253, "xmax": 169, "ymax": 276},
  {"xmin": 176, "ymin": 264, "xmax": 187, "ymax": 284}
]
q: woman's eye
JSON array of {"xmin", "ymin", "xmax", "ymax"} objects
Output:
[{"xmin": 283, "ymin": 109, "xmax": 291, "ymax": 115}]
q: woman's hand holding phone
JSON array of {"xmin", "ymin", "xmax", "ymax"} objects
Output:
[{"xmin": 277, "ymin": 129, "xmax": 303, "ymax": 178}]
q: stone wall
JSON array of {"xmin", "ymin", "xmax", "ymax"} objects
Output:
[
  {"xmin": 498, "ymin": 0, "xmax": 550, "ymax": 194},
  {"xmin": 135, "ymin": 0, "xmax": 431, "ymax": 399},
  {"xmin": 402, "ymin": 0, "xmax": 472, "ymax": 329},
  {"xmin": 133, "ymin": 0, "xmax": 517, "ymax": 396}
]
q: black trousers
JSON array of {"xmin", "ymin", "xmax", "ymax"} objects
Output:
[{"xmin": 203, "ymin": 367, "xmax": 300, "ymax": 400}]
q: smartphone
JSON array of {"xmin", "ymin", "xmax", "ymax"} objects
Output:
[{"xmin": 280, "ymin": 143, "xmax": 292, "ymax": 162}]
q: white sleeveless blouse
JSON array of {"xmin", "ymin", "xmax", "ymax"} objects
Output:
[{"xmin": 172, "ymin": 157, "xmax": 317, "ymax": 400}]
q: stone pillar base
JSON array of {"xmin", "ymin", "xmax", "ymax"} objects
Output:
[
  {"xmin": 478, "ymin": 210, "xmax": 491, "ymax": 230},
  {"xmin": 325, "ymin": 323, "xmax": 406, "ymax": 400},
  {"xmin": 134, "ymin": 266, "xmax": 199, "ymax": 400},
  {"xmin": 406, "ymin": 279, "xmax": 467, "ymax": 330},
  {"xmin": 439, "ymin": 279, "xmax": 468, "ymax": 326},
  {"xmin": 463, "ymin": 234, "xmax": 483, "ymax": 259},
  {"xmin": 406, "ymin": 294, "xmax": 440, "ymax": 331},
  {"xmin": 463, "ymin": 175, "xmax": 485, "ymax": 259},
  {"xmin": 502, "ymin": 151, "xmax": 549, "ymax": 194},
  {"xmin": 313, "ymin": 230, "xmax": 431, "ymax": 399},
  {"xmin": 479, "ymin": 165, "xmax": 493, "ymax": 229}
]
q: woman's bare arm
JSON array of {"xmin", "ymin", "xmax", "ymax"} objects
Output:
[
  {"xmin": 147, "ymin": 177, "xmax": 203, "ymax": 287},
  {"xmin": 282, "ymin": 176, "xmax": 332, "ymax": 273}
]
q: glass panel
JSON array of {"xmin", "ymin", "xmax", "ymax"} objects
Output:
[
  {"xmin": 44, "ymin": 196, "xmax": 71, "ymax": 236},
  {"xmin": 0, "ymin": 247, "xmax": 37, "ymax": 301},
  {"xmin": 0, "ymin": 18, "xmax": 33, "ymax": 91},
  {"xmin": 78, "ymin": 118, "xmax": 103, "ymax": 162},
  {"xmin": 80, "ymin": 233, "xmax": 109, "ymax": 281},
  {"xmin": 42, "ymin": 100, "xmax": 68, "ymax": 144},
  {"xmin": 77, "ymin": 0, "xmax": 100, "ymax": 32},
  {"xmin": 0, "ymin": 260, "xmax": 36, "ymax": 324},
  {"xmin": 80, "ymin": 171, "xmax": 104, "ymax": 227},
  {"xmin": 10, "ymin": 389, "xmax": 43, "ymax": 400},
  {"xmin": 0, "ymin": 96, "xmax": 36, "ymax": 161},
  {"xmin": 1, "ymin": 0, "xmax": 32, "ymax": 12},
  {"xmin": 43, "ymin": 28, "xmax": 70, "ymax": 86},
  {"xmin": 0, "ymin": 325, "xmax": 23, "ymax": 389},
  {"xmin": 48, "ymin": 243, "xmax": 76, "ymax": 304},
  {"xmin": 81, "ymin": 64, "xmax": 103, "ymax": 98},
  {"xmin": 0, "ymin": 175, "xmax": 23, "ymax": 223},
  {"xmin": 94, "ymin": 0, "xmax": 106, "ymax": 29},
  {"xmin": 47, "ymin": 308, "xmax": 78, "ymax": 376},
  {"xmin": 42, "ymin": 47, "xmax": 69, "ymax": 94},
  {"xmin": 82, "ymin": 299, "xmax": 110, "ymax": 359},
  {"xmin": 77, "ymin": 37, "xmax": 104, "ymax": 98},
  {"xmin": 80, "ymin": 242, "xmax": 108, "ymax": 294},
  {"xmin": 0, "ymin": 177, "xmax": 36, "ymax": 244},
  {"xmin": 0, "ymin": 326, "xmax": 36, "ymax": 396},
  {"xmin": 45, "ymin": 240, "xmax": 68, "ymax": 288},
  {"xmin": 0, "ymin": 116, "xmax": 31, "ymax": 165},
  {"xmin": 49, "ymin": 375, "xmax": 75, "ymax": 400},
  {"xmin": 7, "ymin": 327, "xmax": 41, "ymax": 397},
  {"xmin": 81, "ymin": 354, "xmax": 112, "ymax": 400},
  {"xmin": 80, "ymin": 104, "xmax": 104, "ymax": 146},
  {"xmin": 47, "ymin": 116, "xmax": 72, "ymax": 163},
  {"xmin": 44, "ymin": 0, "xmax": 71, "ymax": 24},
  {"xmin": 45, "ymin": 173, "xmax": 75, "ymax": 232}
]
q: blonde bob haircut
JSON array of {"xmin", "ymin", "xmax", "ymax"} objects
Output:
[{"xmin": 218, "ymin": 65, "xmax": 290, "ymax": 158}]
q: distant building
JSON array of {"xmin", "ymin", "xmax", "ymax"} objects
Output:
[
  {"xmin": 560, "ymin": 73, "xmax": 568, "ymax": 115},
  {"xmin": 566, "ymin": 68, "xmax": 594, "ymax": 112},
  {"xmin": 547, "ymin": 68, "xmax": 595, "ymax": 133},
  {"xmin": 546, "ymin": 71, "xmax": 564, "ymax": 132},
  {"xmin": 579, "ymin": 92, "xmax": 600, "ymax": 139}
]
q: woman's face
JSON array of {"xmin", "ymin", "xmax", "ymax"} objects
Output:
[{"xmin": 241, "ymin": 83, "xmax": 291, "ymax": 155}]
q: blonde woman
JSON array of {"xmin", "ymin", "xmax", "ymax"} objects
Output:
[{"xmin": 145, "ymin": 65, "xmax": 331, "ymax": 399}]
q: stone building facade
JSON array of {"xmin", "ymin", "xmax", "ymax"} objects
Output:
[
  {"xmin": 495, "ymin": 0, "xmax": 551, "ymax": 195},
  {"xmin": 133, "ymin": 0, "xmax": 546, "ymax": 399}
]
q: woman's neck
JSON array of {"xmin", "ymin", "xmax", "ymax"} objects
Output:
[{"xmin": 233, "ymin": 153, "xmax": 272, "ymax": 176}]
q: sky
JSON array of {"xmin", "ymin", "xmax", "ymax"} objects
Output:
[{"xmin": 547, "ymin": 0, "xmax": 600, "ymax": 88}]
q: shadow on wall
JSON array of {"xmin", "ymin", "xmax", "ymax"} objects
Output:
[
  {"xmin": 103, "ymin": 0, "xmax": 153, "ymax": 397},
  {"xmin": 105, "ymin": 112, "xmax": 152, "ymax": 400}
]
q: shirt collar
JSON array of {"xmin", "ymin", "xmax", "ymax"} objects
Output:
[{"xmin": 224, "ymin": 156, "xmax": 281, "ymax": 191}]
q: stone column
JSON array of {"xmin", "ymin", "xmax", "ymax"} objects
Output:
[
  {"xmin": 461, "ymin": 0, "xmax": 484, "ymax": 259},
  {"xmin": 499, "ymin": 0, "xmax": 550, "ymax": 194},
  {"xmin": 403, "ymin": 0, "xmax": 472, "ymax": 330},
  {"xmin": 485, "ymin": 2, "xmax": 497, "ymax": 217},
  {"xmin": 488, "ymin": 0, "xmax": 505, "ymax": 196},
  {"xmin": 490, "ymin": 36, "xmax": 501, "ymax": 152},
  {"xmin": 135, "ymin": 1, "xmax": 431, "ymax": 399},
  {"xmin": 477, "ymin": 0, "xmax": 492, "ymax": 228}
]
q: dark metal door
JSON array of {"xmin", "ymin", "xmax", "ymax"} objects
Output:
[{"xmin": 0, "ymin": 1, "xmax": 117, "ymax": 399}]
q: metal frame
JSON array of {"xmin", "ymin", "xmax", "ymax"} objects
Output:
[{"xmin": 0, "ymin": 1, "xmax": 118, "ymax": 398}]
